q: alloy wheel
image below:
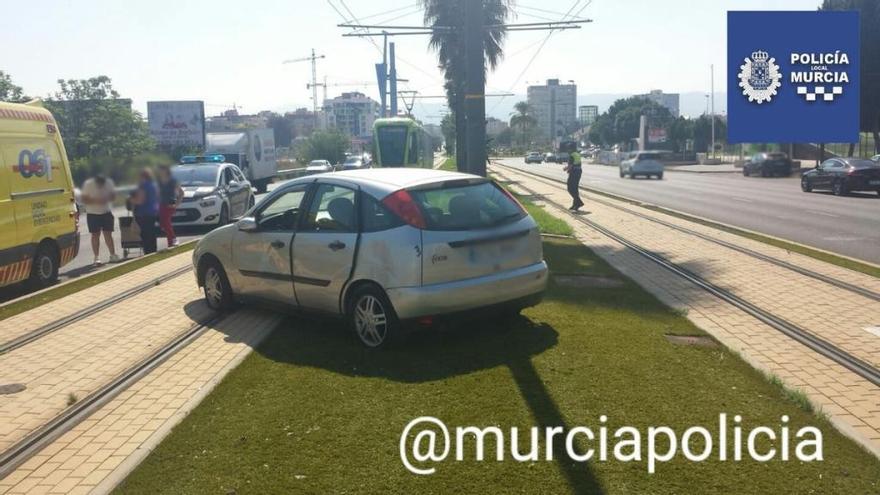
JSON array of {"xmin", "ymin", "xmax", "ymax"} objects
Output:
[
  {"xmin": 354, "ymin": 295, "xmax": 388, "ymax": 347},
  {"xmin": 204, "ymin": 267, "xmax": 224, "ymax": 308}
]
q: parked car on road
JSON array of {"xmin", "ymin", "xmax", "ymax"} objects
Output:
[
  {"xmin": 743, "ymin": 152, "xmax": 793, "ymax": 177},
  {"xmin": 619, "ymin": 151, "xmax": 664, "ymax": 179},
  {"xmin": 341, "ymin": 156, "xmax": 369, "ymax": 171},
  {"xmin": 543, "ymin": 152, "xmax": 555, "ymax": 163},
  {"xmin": 801, "ymin": 158, "xmax": 880, "ymax": 196},
  {"xmin": 525, "ymin": 151, "xmax": 543, "ymax": 164},
  {"xmin": 306, "ymin": 160, "xmax": 333, "ymax": 174},
  {"xmin": 193, "ymin": 169, "xmax": 548, "ymax": 348},
  {"xmin": 171, "ymin": 161, "xmax": 255, "ymax": 227}
]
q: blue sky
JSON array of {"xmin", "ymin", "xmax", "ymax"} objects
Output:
[{"xmin": 2, "ymin": 0, "xmax": 820, "ymax": 119}]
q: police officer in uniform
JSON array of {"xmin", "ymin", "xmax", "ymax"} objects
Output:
[{"xmin": 563, "ymin": 142, "xmax": 584, "ymax": 211}]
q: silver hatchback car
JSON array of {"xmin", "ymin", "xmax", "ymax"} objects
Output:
[{"xmin": 192, "ymin": 169, "xmax": 548, "ymax": 347}]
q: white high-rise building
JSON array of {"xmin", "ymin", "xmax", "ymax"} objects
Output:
[
  {"xmin": 324, "ymin": 92, "xmax": 380, "ymax": 140},
  {"xmin": 527, "ymin": 79, "xmax": 577, "ymax": 141},
  {"xmin": 635, "ymin": 90, "xmax": 680, "ymax": 118},
  {"xmin": 578, "ymin": 105, "xmax": 599, "ymax": 127}
]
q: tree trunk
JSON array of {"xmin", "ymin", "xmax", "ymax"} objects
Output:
[
  {"xmin": 848, "ymin": 142, "xmax": 855, "ymax": 157},
  {"xmin": 874, "ymin": 130, "xmax": 880, "ymax": 154}
]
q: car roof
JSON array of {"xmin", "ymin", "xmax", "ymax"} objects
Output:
[{"xmin": 283, "ymin": 168, "xmax": 479, "ymax": 197}]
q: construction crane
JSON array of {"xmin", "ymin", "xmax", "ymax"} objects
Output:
[{"xmin": 282, "ymin": 49, "xmax": 326, "ymax": 114}]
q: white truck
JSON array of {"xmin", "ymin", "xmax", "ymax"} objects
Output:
[{"xmin": 205, "ymin": 129, "xmax": 277, "ymax": 193}]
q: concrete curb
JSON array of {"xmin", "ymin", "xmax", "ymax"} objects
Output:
[{"xmin": 0, "ymin": 240, "xmax": 197, "ymax": 310}]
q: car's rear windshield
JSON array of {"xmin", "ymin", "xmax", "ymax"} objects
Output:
[
  {"xmin": 172, "ymin": 165, "xmax": 219, "ymax": 186},
  {"xmin": 409, "ymin": 181, "xmax": 525, "ymax": 231}
]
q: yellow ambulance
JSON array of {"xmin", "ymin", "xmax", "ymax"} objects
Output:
[{"xmin": 0, "ymin": 100, "xmax": 78, "ymax": 289}]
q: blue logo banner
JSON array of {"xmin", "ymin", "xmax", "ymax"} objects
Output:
[{"xmin": 727, "ymin": 11, "xmax": 860, "ymax": 143}]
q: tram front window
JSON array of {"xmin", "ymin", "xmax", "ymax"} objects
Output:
[{"xmin": 377, "ymin": 126, "xmax": 407, "ymax": 166}]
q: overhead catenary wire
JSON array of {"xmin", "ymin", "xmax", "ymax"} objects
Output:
[{"xmin": 488, "ymin": 0, "xmax": 591, "ymax": 114}]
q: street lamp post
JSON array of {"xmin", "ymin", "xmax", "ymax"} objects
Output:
[{"xmin": 710, "ymin": 64, "xmax": 716, "ymax": 159}]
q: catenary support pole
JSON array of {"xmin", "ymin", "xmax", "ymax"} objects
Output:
[{"xmin": 464, "ymin": 0, "xmax": 487, "ymax": 176}]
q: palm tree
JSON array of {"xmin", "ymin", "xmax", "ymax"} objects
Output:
[
  {"xmin": 420, "ymin": 0, "xmax": 515, "ymax": 168},
  {"xmin": 509, "ymin": 101, "xmax": 535, "ymax": 147}
]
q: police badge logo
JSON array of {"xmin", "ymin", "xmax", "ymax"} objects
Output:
[{"xmin": 738, "ymin": 50, "xmax": 782, "ymax": 104}]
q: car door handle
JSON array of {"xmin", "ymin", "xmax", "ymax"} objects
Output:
[
  {"xmin": 328, "ymin": 240, "xmax": 346, "ymax": 251},
  {"xmin": 270, "ymin": 240, "xmax": 285, "ymax": 249}
]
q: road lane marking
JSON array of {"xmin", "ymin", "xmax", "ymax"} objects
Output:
[
  {"xmin": 729, "ymin": 196, "xmax": 753, "ymax": 203},
  {"xmin": 806, "ymin": 210, "xmax": 840, "ymax": 218}
]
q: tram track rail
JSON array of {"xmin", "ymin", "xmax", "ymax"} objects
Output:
[
  {"xmin": 0, "ymin": 311, "xmax": 224, "ymax": 479},
  {"xmin": 494, "ymin": 162, "xmax": 880, "ymax": 302},
  {"xmin": 0, "ymin": 266, "xmax": 193, "ymax": 355},
  {"xmin": 493, "ymin": 163, "xmax": 880, "ymax": 388}
]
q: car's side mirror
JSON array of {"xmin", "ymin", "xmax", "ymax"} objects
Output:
[{"xmin": 237, "ymin": 217, "xmax": 258, "ymax": 232}]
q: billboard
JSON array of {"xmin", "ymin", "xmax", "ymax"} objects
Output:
[
  {"xmin": 727, "ymin": 11, "xmax": 860, "ymax": 143},
  {"xmin": 147, "ymin": 101, "xmax": 206, "ymax": 148}
]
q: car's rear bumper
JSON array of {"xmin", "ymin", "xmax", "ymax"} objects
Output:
[{"xmin": 387, "ymin": 261, "xmax": 548, "ymax": 320}]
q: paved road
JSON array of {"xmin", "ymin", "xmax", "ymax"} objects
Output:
[
  {"xmin": 497, "ymin": 158, "xmax": 880, "ymax": 264},
  {"xmin": 0, "ymin": 185, "xmax": 280, "ymax": 304}
]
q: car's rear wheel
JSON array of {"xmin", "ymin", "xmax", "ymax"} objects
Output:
[
  {"xmin": 832, "ymin": 180, "xmax": 847, "ymax": 196},
  {"xmin": 801, "ymin": 177, "xmax": 813, "ymax": 192},
  {"xmin": 743, "ymin": 167, "xmax": 750, "ymax": 177},
  {"xmin": 202, "ymin": 259, "xmax": 234, "ymax": 311},
  {"xmin": 28, "ymin": 243, "xmax": 59, "ymax": 290},
  {"xmin": 657, "ymin": 172, "xmax": 664, "ymax": 180},
  {"xmin": 348, "ymin": 285, "xmax": 398, "ymax": 348},
  {"xmin": 619, "ymin": 169, "xmax": 624, "ymax": 178}
]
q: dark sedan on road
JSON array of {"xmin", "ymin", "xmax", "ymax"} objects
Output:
[
  {"xmin": 801, "ymin": 158, "xmax": 880, "ymax": 196},
  {"xmin": 743, "ymin": 152, "xmax": 793, "ymax": 177}
]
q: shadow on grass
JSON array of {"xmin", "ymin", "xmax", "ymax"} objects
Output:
[{"xmin": 258, "ymin": 313, "xmax": 604, "ymax": 493}]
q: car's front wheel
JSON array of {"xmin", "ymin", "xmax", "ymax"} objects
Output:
[
  {"xmin": 202, "ymin": 259, "xmax": 234, "ymax": 311},
  {"xmin": 801, "ymin": 177, "xmax": 813, "ymax": 192},
  {"xmin": 348, "ymin": 285, "xmax": 398, "ymax": 348},
  {"xmin": 619, "ymin": 169, "xmax": 624, "ymax": 178},
  {"xmin": 28, "ymin": 243, "xmax": 59, "ymax": 289},
  {"xmin": 743, "ymin": 167, "xmax": 750, "ymax": 177}
]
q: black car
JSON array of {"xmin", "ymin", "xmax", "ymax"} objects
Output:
[
  {"xmin": 743, "ymin": 152, "xmax": 793, "ymax": 177},
  {"xmin": 801, "ymin": 158, "xmax": 880, "ymax": 196}
]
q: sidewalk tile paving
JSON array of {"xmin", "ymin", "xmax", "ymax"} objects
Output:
[{"xmin": 0, "ymin": 309, "xmax": 280, "ymax": 494}]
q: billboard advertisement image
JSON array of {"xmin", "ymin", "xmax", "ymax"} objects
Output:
[{"xmin": 147, "ymin": 100, "xmax": 206, "ymax": 148}]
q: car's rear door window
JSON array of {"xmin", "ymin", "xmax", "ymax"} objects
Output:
[{"xmin": 409, "ymin": 181, "xmax": 524, "ymax": 231}]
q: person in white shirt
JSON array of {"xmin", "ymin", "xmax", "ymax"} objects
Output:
[{"xmin": 81, "ymin": 175, "xmax": 120, "ymax": 265}]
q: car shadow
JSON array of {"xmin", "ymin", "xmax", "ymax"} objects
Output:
[
  {"xmin": 807, "ymin": 190, "xmax": 879, "ymax": 199},
  {"xmin": 256, "ymin": 312, "xmax": 603, "ymax": 493}
]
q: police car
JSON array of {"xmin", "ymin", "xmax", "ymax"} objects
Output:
[{"xmin": 171, "ymin": 155, "xmax": 256, "ymax": 227}]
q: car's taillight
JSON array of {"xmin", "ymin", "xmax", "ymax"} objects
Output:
[
  {"xmin": 495, "ymin": 183, "xmax": 527, "ymax": 213},
  {"xmin": 381, "ymin": 189, "xmax": 427, "ymax": 229}
]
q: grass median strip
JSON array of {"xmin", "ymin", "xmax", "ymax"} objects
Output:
[
  {"xmin": 116, "ymin": 201, "xmax": 879, "ymax": 494},
  {"xmin": 0, "ymin": 242, "xmax": 195, "ymax": 322}
]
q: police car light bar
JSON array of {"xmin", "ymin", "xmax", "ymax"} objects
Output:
[{"xmin": 180, "ymin": 154, "xmax": 225, "ymax": 164}]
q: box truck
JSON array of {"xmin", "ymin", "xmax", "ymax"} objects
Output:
[{"xmin": 205, "ymin": 129, "xmax": 277, "ymax": 192}]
